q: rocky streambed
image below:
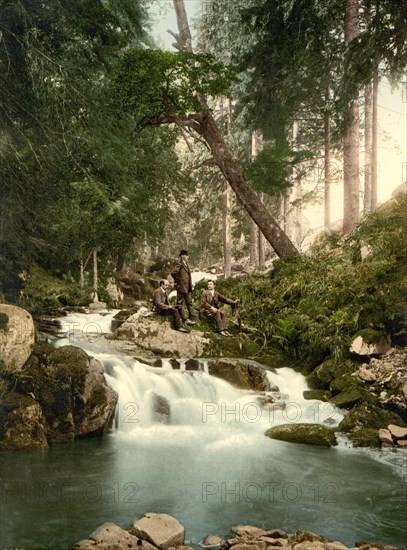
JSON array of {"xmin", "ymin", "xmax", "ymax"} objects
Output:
[{"xmin": 70, "ymin": 512, "xmax": 404, "ymax": 550}]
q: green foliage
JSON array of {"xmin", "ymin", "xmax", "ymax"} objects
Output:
[
  {"xmin": 0, "ymin": 0, "xmax": 189, "ymax": 300},
  {"xmin": 246, "ymin": 144, "xmax": 314, "ymax": 195},
  {"xmin": 115, "ymin": 49, "xmax": 236, "ymax": 117},
  {"xmin": 214, "ymin": 197, "xmax": 407, "ymax": 368},
  {"xmin": 18, "ymin": 265, "xmax": 92, "ymax": 312}
]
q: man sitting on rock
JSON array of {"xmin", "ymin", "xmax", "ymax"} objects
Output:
[
  {"xmin": 200, "ymin": 280, "xmax": 239, "ymax": 337},
  {"xmin": 153, "ymin": 280, "xmax": 192, "ymax": 333}
]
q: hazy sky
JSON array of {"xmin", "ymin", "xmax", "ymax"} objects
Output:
[{"xmin": 147, "ymin": 1, "xmax": 406, "ymax": 229}]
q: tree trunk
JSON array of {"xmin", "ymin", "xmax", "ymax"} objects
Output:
[
  {"xmin": 343, "ymin": 0, "xmax": 360, "ymax": 234},
  {"xmin": 93, "ymin": 248, "xmax": 99, "ymax": 302},
  {"xmin": 364, "ymin": 80, "xmax": 373, "ymax": 213},
  {"xmin": 222, "ymin": 181, "xmax": 232, "ymax": 277},
  {"xmin": 371, "ymin": 67, "xmax": 379, "ymax": 210},
  {"xmin": 251, "ymin": 130, "xmax": 266, "ymax": 265},
  {"xmin": 258, "ymin": 192, "xmax": 266, "ymax": 265},
  {"xmin": 324, "ymin": 88, "xmax": 331, "ymax": 230},
  {"xmin": 171, "ymin": 0, "xmax": 299, "ymax": 258},
  {"xmin": 79, "ymin": 258, "xmax": 84, "ymax": 289}
]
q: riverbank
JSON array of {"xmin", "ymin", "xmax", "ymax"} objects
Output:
[{"xmin": 70, "ymin": 512, "xmax": 404, "ymax": 550}]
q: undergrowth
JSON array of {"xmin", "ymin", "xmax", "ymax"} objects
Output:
[{"xmin": 209, "ymin": 197, "xmax": 407, "ymax": 370}]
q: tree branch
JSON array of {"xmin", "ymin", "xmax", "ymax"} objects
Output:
[{"xmin": 192, "ymin": 158, "xmax": 217, "ymax": 170}]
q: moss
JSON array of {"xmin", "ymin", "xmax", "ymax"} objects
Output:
[
  {"xmin": 0, "ymin": 391, "xmax": 37, "ymax": 413},
  {"xmin": 23, "ymin": 345, "xmax": 89, "ymax": 427},
  {"xmin": 303, "ymin": 390, "xmax": 332, "ymax": 401},
  {"xmin": 87, "ymin": 385, "xmax": 107, "ymax": 410},
  {"xmin": 349, "ymin": 428, "xmax": 381, "ymax": 448},
  {"xmin": 265, "ymin": 423, "xmax": 336, "ymax": 447},
  {"xmin": 339, "ymin": 402, "xmax": 403, "ymax": 433},
  {"xmin": 354, "ymin": 328, "xmax": 390, "ymax": 345},
  {"xmin": 330, "ymin": 388, "xmax": 364, "ymax": 409},
  {"xmin": 329, "ymin": 373, "xmax": 359, "ymax": 395}
]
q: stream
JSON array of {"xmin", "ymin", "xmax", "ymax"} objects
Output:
[{"xmin": 0, "ymin": 311, "xmax": 406, "ymax": 550}]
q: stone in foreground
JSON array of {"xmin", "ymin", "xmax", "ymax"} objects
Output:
[
  {"xmin": 131, "ymin": 512, "xmax": 185, "ymax": 550},
  {"xmin": 70, "ymin": 522, "xmax": 157, "ymax": 549},
  {"xmin": 265, "ymin": 424, "xmax": 337, "ymax": 447}
]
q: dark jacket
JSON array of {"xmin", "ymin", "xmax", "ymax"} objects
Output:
[
  {"xmin": 152, "ymin": 287, "xmax": 171, "ymax": 312},
  {"xmin": 200, "ymin": 289, "xmax": 235, "ymax": 315},
  {"xmin": 171, "ymin": 260, "xmax": 192, "ymax": 294}
]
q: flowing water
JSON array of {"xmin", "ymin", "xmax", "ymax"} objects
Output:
[{"xmin": 0, "ymin": 312, "xmax": 405, "ymax": 550}]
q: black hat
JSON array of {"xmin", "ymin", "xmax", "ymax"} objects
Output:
[{"xmin": 179, "ymin": 249, "xmax": 189, "ymax": 256}]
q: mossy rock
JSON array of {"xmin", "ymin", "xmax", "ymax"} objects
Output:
[
  {"xmin": 0, "ymin": 392, "xmax": 48, "ymax": 450},
  {"xmin": 329, "ymin": 373, "xmax": 359, "ymax": 396},
  {"xmin": 339, "ymin": 403, "xmax": 403, "ymax": 433},
  {"xmin": 303, "ymin": 390, "xmax": 332, "ymax": 401},
  {"xmin": 349, "ymin": 428, "xmax": 381, "ymax": 448},
  {"xmin": 265, "ymin": 423, "xmax": 336, "ymax": 447},
  {"xmin": 330, "ymin": 388, "xmax": 364, "ymax": 409},
  {"xmin": 354, "ymin": 328, "xmax": 389, "ymax": 345},
  {"xmin": 307, "ymin": 359, "xmax": 355, "ymax": 390}
]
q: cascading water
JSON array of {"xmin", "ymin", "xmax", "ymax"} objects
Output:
[{"xmin": 1, "ymin": 312, "xmax": 405, "ymax": 550}]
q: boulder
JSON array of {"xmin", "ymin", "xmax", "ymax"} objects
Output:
[
  {"xmin": 208, "ymin": 360, "xmax": 271, "ymax": 391},
  {"xmin": 203, "ymin": 537, "xmax": 223, "ymax": 547},
  {"xmin": 232, "ymin": 526, "xmax": 267, "ymax": 537},
  {"xmin": 114, "ymin": 314, "xmax": 209, "ymax": 357},
  {"xmin": 378, "ymin": 428, "xmax": 394, "ymax": 447},
  {"xmin": 0, "ymin": 304, "xmax": 35, "ymax": 370},
  {"xmin": 358, "ymin": 367, "xmax": 376, "ymax": 383},
  {"xmin": 388, "ymin": 424, "xmax": 407, "ymax": 439},
  {"xmin": 152, "ymin": 393, "xmax": 171, "ymax": 424},
  {"xmin": 265, "ymin": 424, "xmax": 337, "ymax": 447},
  {"xmin": 70, "ymin": 522, "xmax": 157, "ymax": 550},
  {"xmin": 131, "ymin": 513, "xmax": 185, "ymax": 550},
  {"xmin": 74, "ymin": 357, "xmax": 118, "ymax": 437},
  {"xmin": 0, "ymin": 392, "xmax": 48, "ymax": 450},
  {"xmin": 350, "ymin": 335, "xmax": 391, "ymax": 357},
  {"xmin": 23, "ymin": 345, "xmax": 117, "ymax": 445}
]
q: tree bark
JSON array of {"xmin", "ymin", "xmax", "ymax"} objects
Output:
[
  {"xmin": 258, "ymin": 192, "xmax": 266, "ymax": 265},
  {"xmin": 343, "ymin": 0, "xmax": 360, "ymax": 234},
  {"xmin": 371, "ymin": 66, "xmax": 379, "ymax": 210},
  {"xmin": 198, "ymin": 112, "xmax": 299, "ymax": 256},
  {"xmin": 79, "ymin": 258, "xmax": 84, "ymax": 289},
  {"xmin": 93, "ymin": 248, "xmax": 99, "ymax": 302},
  {"xmin": 324, "ymin": 88, "xmax": 331, "ymax": 230},
  {"xmin": 222, "ymin": 181, "xmax": 232, "ymax": 277},
  {"xmin": 170, "ymin": 0, "xmax": 299, "ymax": 257},
  {"xmin": 364, "ymin": 80, "xmax": 373, "ymax": 213}
]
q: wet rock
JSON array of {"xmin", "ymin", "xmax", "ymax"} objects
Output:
[
  {"xmin": 232, "ymin": 526, "xmax": 267, "ymax": 538},
  {"xmin": 208, "ymin": 360, "xmax": 270, "ymax": 392},
  {"xmin": 265, "ymin": 424, "xmax": 337, "ymax": 447},
  {"xmin": 69, "ymin": 522, "xmax": 156, "ymax": 550},
  {"xmin": 0, "ymin": 392, "xmax": 48, "ymax": 450},
  {"xmin": 131, "ymin": 512, "xmax": 185, "ymax": 550},
  {"xmin": 152, "ymin": 393, "xmax": 171, "ymax": 424},
  {"xmin": 185, "ymin": 358, "xmax": 200, "ymax": 371},
  {"xmin": 0, "ymin": 304, "xmax": 35, "ymax": 370},
  {"xmin": 114, "ymin": 315, "xmax": 209, "ymax": 358},
  {"xmin": 202, "ymin": 535, "xmax": 224, "ymax": 546}
]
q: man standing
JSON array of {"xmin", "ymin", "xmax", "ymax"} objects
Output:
[
  {"xmin": 170, "ymin": 249, "xmax": 196, "ymax": 324},
  {"xmin": 200, "ymin": 279, "xmax": 239, "ymax": 336},
  {"xmin": 153, "ymin": 280, "xmax": 190, "ymax": 332}
]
